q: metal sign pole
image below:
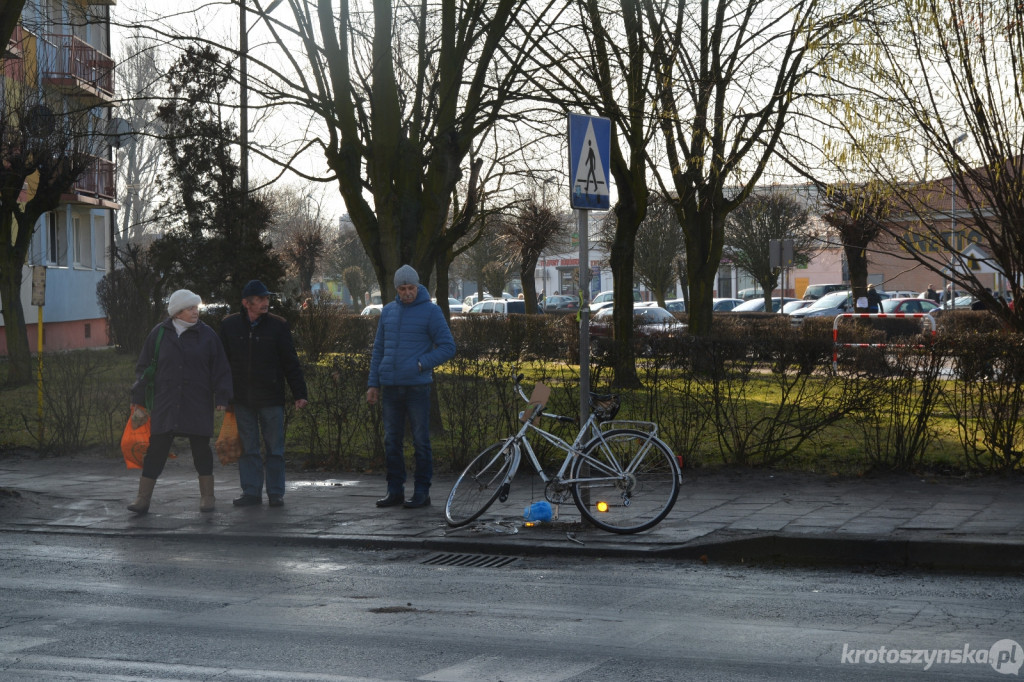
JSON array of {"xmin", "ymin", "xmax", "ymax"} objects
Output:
[
  {"xmin": 578, "ymin": 209, "xmax": 590, "ymax": 421},
  {"xmin": 32, "ymin": 266, "xmax": 46, "ymax": 443}
]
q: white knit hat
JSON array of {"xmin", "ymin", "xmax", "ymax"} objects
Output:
[{"xmin": 167, "ymin": 289, "xmax": 202, "ymax": 317}]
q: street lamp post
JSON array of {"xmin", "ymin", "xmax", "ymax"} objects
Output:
[
  {"xmin": 946, "ymin": 132, "xmax": 968, "ymax": 308},
  {"xmin": 239, "ymin": 0, "xmax": 284, "ymax": 227}
]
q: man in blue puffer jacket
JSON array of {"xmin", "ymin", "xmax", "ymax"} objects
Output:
[{"xmin": 366, "ymin": 265, "xmax": 456, "ymax": 509}]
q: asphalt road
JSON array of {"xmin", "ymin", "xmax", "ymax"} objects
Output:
[{"xmin": 1, "ymin": 533, "xmax": 1021, "ymax": 681}]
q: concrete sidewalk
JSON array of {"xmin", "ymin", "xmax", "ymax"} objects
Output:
[{"xmin": 1, "ymin": 453, "xmax": 1022, "ymax": 571}]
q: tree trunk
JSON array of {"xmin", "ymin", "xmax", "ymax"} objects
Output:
[
  {"xmin": 0, "ymin": 262, "xmax": 32, "ymax": 386},
  {"xmin": 845, "ymin": 241, "xmax": 870, "ymax": 311},
  {"xmin": 610, "ymin": 223, "xmax": 641, "ymax": 389},
  {"xmin": 521, "ymin": 255, "xmax": 539, "ymax": 314}
]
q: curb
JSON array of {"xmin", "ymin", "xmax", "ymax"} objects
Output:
[{"xmin": 4, "ymin": 523, "xmax": 1023, "ymax": 573}]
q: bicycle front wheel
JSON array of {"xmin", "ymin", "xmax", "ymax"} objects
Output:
[
  {"xmin": 571, "ymin": 429, "xmax": 680, "ymax": 533},
  {"xmin": 445, "ymin": 439, "xmax": 517, "ymax": 527}
]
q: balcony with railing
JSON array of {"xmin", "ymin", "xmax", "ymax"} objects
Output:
[
  {"xmin": 40, "ymin": 34, "xmax": 115, "ymax": 106},
  {"xmin": 65, "ymin": 156, "xmax": 117, "ymax": 206}
]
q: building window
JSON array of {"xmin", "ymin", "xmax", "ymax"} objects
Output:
[
  {"xmin": 92, "ymin": 214, "xmax": 107, "ymax": 270},
  {"xmin": 74, "ymin": 216, "xmax": 92, "ymax": 267},
  {"xmin": 47, "ymin": 212, "xmax": 67, "ymax": 266},
  {"xmin": 84, "ymin": 323, "xmax": 91, "ymax": 339}
]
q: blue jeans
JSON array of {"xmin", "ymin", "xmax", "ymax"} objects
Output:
[
  {"xmin": 381, "ymin": 385, "xmax": 433, "ymax": 496},
  {"xmin": 234, "ymin": 404, "xmax": 286, "ymax": 498}
]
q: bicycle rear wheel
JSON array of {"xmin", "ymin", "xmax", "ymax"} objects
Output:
[
  {"xmin": 445, "ymin": 439, "xmax": 517, "ymax": 526},
  {"xmin": 571, "ymin": 429, "xmax": 680, "ymax": 533}
]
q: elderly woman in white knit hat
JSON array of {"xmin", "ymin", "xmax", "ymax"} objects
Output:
[{"xmin": 127, "ymin": 289, "xmax": 233, "ymax": 514}]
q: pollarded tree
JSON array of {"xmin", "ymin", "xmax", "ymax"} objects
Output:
[
  {"xmin": 724, "ymin": 190, "xmax": 816, "ymax": 311},
  {"xmin": 0, "ymin": 86, "xmax": 107, "ymax": 386},
  {"xmin": 499, "ymin": 180, "xmax": 569, "ymax": 313}
]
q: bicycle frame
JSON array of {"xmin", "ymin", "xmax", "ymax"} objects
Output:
[{"xmin": 493, "ymin": 383, "xmax": 669, "ymax": 490}]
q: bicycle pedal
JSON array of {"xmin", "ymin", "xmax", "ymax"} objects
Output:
[{"xmin": 498, "ymin": 483, "xmax": 510, "ymax": 503}]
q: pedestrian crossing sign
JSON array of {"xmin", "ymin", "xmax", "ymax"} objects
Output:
[{"xmin": 568, "ymin": 113, "xmax": 611, "ymax": 210}]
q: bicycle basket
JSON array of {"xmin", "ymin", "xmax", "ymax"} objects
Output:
[{"xmin": 589, "ymin": 393, "xmax": 620, "ymax": 423}]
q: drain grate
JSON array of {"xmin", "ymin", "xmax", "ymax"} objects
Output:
[{"xmin": 421, "ymin": 552, "xmax": 520, "ymax": 568}]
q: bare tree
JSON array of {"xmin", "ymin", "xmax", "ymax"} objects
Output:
[
  {"xmin": 531, "ymin": 1, "xmax": 656, "ymax": 386},
  {"xmin": 724, "ymin": 190, "xmax": 815, "ymax": 311},
  {"xmin": 0, "ymin": 86, "xmax": 109, "ymax": 385},
  {"xmin": 114, "ymin": 34, "xmax": 164, "ymax": 243},
  {"xmin": 799, "ymin": 0, "xmax": 1024, "ymax": 327},
  {"xmin": 644, "ymin": 0, "xmax": 876, "ymax": 336},
  {"xmin": 634, "ymin": 193, "xmax": 686, "ymax": 307},
  {"xmin": 266, "ymin": 187, "xmax": 330, "ymax": 297},
  {"xmin": 230, "ymin": 0, "xmax": 557, "ymax": 304},
  {"xmin": 499, "ymin": 181, "xmax": 568, "ymax": 313}
]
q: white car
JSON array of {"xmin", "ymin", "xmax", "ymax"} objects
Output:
[
  {"xmin": 360, "ymin": 304, "xmax": 383, "ymax": 316},
  {"xmin": 433, "ymin": 297, "xmax": 464, "ymax": 314},
  {"xmin": 591, "ymin": 289, "xmax": 642, "ymax": 311}
]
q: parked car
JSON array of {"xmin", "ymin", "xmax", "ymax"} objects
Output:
[
  {"xmin": 591, "ymin": 289, "xmax": 642, "ymax": 312},
  {"xmin": 590, "ymin": 305, "xmax": 688, "ymax": 356},
  {"xmin": 463, "ymin": 292, "xmax": 515, "ymax": 308},
  {"xmin": 664, "ymin": 298, "xmax": 687, "ymax": 313},
  {"xmin": 880, "ymin": 298, "xmax": 940, "ymax": 315},
  {"xmin": 712, "ymin": 297, "xmax": 745, "ymax": 311},
  {"xmin": 802, "ymin": 283, "xmax": 847, "ymax": 300},
  {"xmin": 789, "ymin": 290, "xmax": 854, "ymax": 321},
  {"xmin": 433, "ymin": 297, "xmax": 465, "ymax": 314},
  {"xmin": 360, "ymin": 304, "xmax": 383, "ymax": 316},
  {"xmin": 730, "ymin": 296, "xmax": 800, "ymax": 313},
  {"xmin": 544, "ymin": 294, "xmax": 578, "ymax": 314},
  {"xmin": 737, "ymin": 287, "xmax": 764, "ymax": 300},
  {"xmin": 466, "ymin": 299, "xmax": 528, "ymax": 315},
  {"xmin": 781, "ymin": 299, "xmax": 814, "ymax": 315}
]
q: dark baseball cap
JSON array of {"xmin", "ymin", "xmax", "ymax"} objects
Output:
[{"xmin": 241, "ymin": 280, "xmax": 271, "ymax": 298}]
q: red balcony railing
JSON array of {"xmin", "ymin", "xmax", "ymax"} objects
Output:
[
  {"xmin": 40, "ymin": 34, "xmax": 114, "ymax": 105},
  {"xmin": 72, "ymin": 156, "xmax": 116, "ymax": 201}
]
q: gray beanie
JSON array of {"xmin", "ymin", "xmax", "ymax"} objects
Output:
[
  {"xmin": 394, "ymin": 264, "xmax": 419, "ymax": 288},
  {"xmin": 167, "ymin": 289, "xmax": 202, "ymax": 317}
]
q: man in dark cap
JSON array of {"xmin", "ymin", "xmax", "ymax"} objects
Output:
[
  {"xmin": 220, "ymin": 279, "xmax": 308, "ymax": 508},
  {"xmin": 366, "ymin": 265, "xmax": 456, "ymax": 509}
]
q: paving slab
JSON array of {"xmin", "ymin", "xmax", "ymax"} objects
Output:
[{"xmin": 1, "ymin": 453, "xmax": 1022, "ymax": 570}]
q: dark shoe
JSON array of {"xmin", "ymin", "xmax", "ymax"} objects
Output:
[
  {"xmin": 232, "ymin": 494, "xmax": 261, "ymax": 507},
  {"xmin": 403, "ymin": 493, "xmax": 431, "ymax": 508},
  {"xmin": 375, "ymin": 492, "xmax": 404, "ymax": 507},
  {"xmin": 268, "ymin": 495, "xmax": 284, "ymax": 508}
]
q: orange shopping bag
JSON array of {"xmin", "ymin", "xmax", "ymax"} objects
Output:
[
  {"xmin": 121, "ymin": 405, "xmax": 150, "ymax": 469},
  {"xmin": 216, "ymin": 409, "xmax": 243, "ymax": 465}
]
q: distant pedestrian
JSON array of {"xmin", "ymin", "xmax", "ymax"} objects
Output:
[
  {"xmin": 220, "ymin": 280, "xmax": 308, "ymax": 509},
  {"xmin": 925, "ymin": 284, "xmax": 940, "ymax": 303},
  {"xmin": 127, "ymin": 289, "xmax": 232, "ymax": 515},
  {"xmin": 866, "ymin": 284, "xmax": 882, "ymax": 313},
  {"xmin": 367, "ymin": 265, "xmax": 456, "ymax": 509}
]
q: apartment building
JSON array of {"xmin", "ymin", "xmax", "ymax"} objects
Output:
[{"xmin": 0, "ymin": 0, "xmax": 117, "ymax": 355}]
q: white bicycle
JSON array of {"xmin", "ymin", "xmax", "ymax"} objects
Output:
[{"xmin": 444, "ymin": 376, "xmax": 681, "ymax": 534}]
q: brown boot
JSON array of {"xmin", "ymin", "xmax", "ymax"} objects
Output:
[
  {"xmin": 127, "ymin": 476, "xmax": 156, "ymax": 515},
  {"xmin": 198, "ymin": 475, "xmax": 216, "ymax": 513}
]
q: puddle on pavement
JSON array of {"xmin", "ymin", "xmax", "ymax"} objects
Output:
[{"xmin": 290, "ymin": 480, "xmax": 360, "ymax": 488}]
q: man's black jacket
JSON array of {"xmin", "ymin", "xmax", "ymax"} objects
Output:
[{"xmin": 219, "ymin": 312, "xmax": 308, "ymax": 408}]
